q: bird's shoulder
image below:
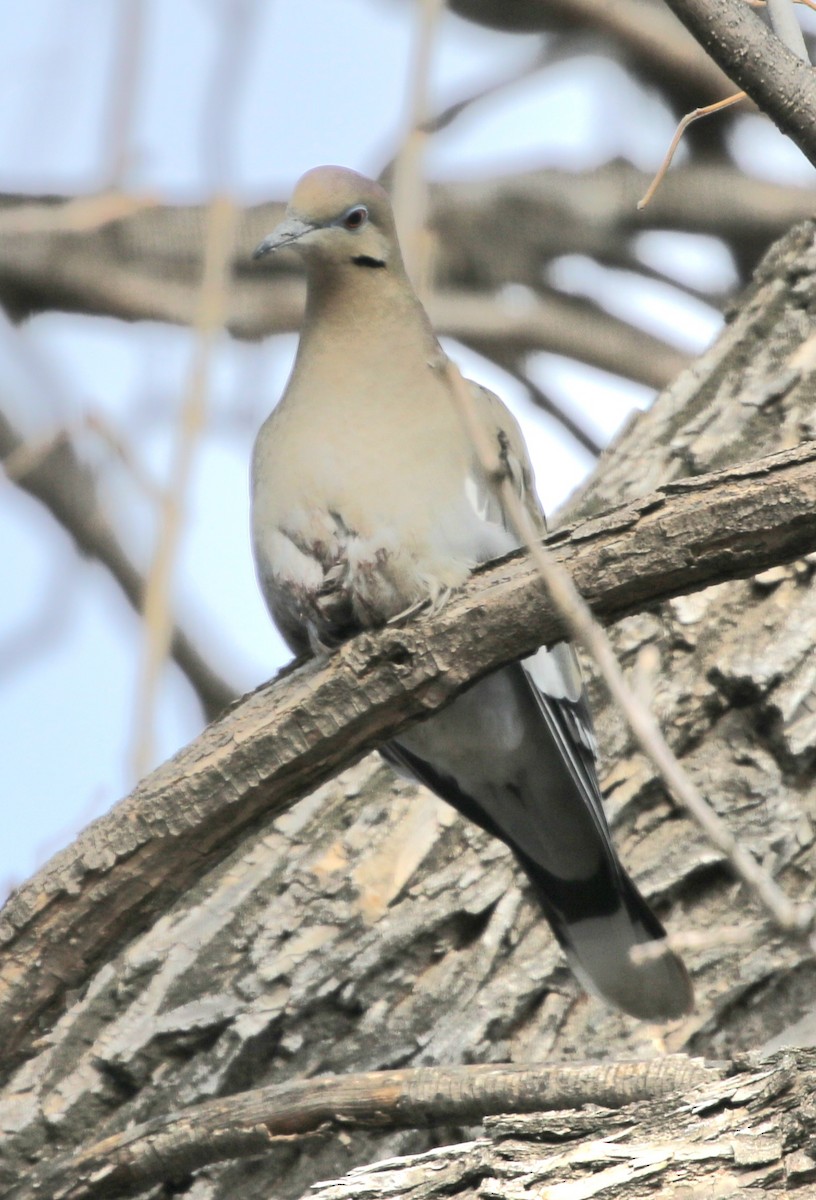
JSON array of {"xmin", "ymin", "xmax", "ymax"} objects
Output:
[{"xmin": 463, "ymin": 378, "xmax": 548, "ymax": 537}]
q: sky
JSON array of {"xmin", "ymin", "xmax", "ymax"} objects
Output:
[{"xmin": 0, "ymin": 0, "xmax": 813, "ymax": 896}]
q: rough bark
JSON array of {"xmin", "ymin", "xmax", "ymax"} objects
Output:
[
  {"xmin": 4, "ymin": 435, "xmax": 816, "ymax": 1080},
  {"xmin": 2, "ymin": 221, "xmax": 816, "ymax": 1200},
  {"xmin": 304, "ymin": 1053, "xmax": 816, "ymax": 1200},
  {"xmin": 10, "ymin": 1058, "xmax": 716, "ymax": 1200}
]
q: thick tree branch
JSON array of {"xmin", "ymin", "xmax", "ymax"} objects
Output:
[
  {"xmin": 663, "ymin": 0, "xmax": 816, "ymax": 165},
  {"xmin": 304, "ymin": 1053, "xmax": 815, "ymax": 1200},
  {"xmin": 12, "ymin": 1057, "xmax": 716, "ymax": 1200},
  {"xmin": 3, "ymin": 442, "xmax": 816, "ymax": 1079},
  {"xmin": 0, "ymin": 239, "xmax": 687, "ymax": 393},
  {"xmin": 447, "ymin": 0, "xmax": 735, "ymax": 105},
  {"xmin": 0, "ymin": 165, "xmax": 811, "ymax": 364},
  {"xmin": 0, "ymin": 411, "xmax": 237, "ymax": 722}
]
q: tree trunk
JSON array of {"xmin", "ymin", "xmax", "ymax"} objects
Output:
[{"xmin": 1, "ymin": 220, "xmax": 815, "ymax": 1199}]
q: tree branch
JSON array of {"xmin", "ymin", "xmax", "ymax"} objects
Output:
[
  {"xmin": 3, "ymin": 441, "xmax": 816, "ymax": 1079},
  {"xmin": 0, "ymin": 411, "xmax": 237, "ymax": 722},
  {"xmin": 303, "ymin": 1053, "xmax": 814, "ymax": 1200},
  {"xmin": 11, "ymin": 1057, "xmax": 716, "ymax": 1200},
  {"xmin": 0, "ymin": 165, "xmax": 811, "ymax": 358},
  {"xmin": 663, "ymin": 0, "xmax": 816, "ymax": 165},
  {"xmin": 448, "ymin": 0, "xmax": 735, "ymax": 105}
]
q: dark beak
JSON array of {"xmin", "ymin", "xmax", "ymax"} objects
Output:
[{"xmin": 252, "ymin": 216, "xmax": 315, "ymax": 260}]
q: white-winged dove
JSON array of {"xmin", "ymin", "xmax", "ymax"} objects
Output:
[{"xmin": 251, "ymin": 166, "xmax": 693, "ymax": 1020}]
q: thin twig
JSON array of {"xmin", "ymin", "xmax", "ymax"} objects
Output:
[
  {"xmin": 638, "ymin": 0, "xmax": 815, "ymax": 209},
  {"xmin": 638, "ymin": 93, "xmax": 747, "ymax": 210},
  {"xmin": 417, "ymin": 46, "xmax": 549, "ymax": 140},
  {"xmin": 662, "ymin": 0, "xmax": 816, "ymax": 166},
  {"xmin": 11, "ymin": 1058, "xmax": 717, "ymax": 1200},
  {"xmin": 443, "ymin": 359, "xmax": 813, "ymax": 936},
  {"xmin": 131, "ymin": 2, "xmax": 257, "ymax": 775},
  {"xmin": 0, "ymin": 191, "xmax": 159, "ymax": 235},
  {"xmin": 0, "ymin": 317, "xmax": 236, "ymax": 722},
  {"xmin": 131, "ymin": 193, "xmax": 237, "ymax": 777},
  {"xmin": 1, "ymin": 411, "xmax": 161, "ymax": 502},
  {"xmin": 747, "ymin": 0, "xmax": 816, "ymax": 10},
  {"xmin": 106, "ymin": 0, "xmax": 145, "ymax": 185},
  {"xmin": 390, "ymin": 0, "xmax": 445, "ymax": 295},
  {"xmin": 497, "ymin": 356, "xmax": 604, "ymax": 458}
]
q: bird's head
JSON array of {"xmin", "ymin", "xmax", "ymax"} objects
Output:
[{"xmin": 253, "ymin": 166, "xmax": 399, "ymax": 272}]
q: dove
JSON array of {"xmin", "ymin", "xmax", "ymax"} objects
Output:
[{"xmin": 251, "ymin": 166, "xmax": 693, "ymax": 1019}]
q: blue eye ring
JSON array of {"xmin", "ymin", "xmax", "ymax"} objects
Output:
[{"xmin": 343, "ymin": 205, "xmax": 368, "ymax": 231}]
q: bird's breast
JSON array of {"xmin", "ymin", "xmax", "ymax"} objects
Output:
[{"xmin": 251, "ymin": 386, "xmax": 514, "ymax": 645}]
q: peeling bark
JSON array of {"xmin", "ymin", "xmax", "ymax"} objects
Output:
[
  {"xmin": 305, "ymin": 1053, "xmax": 816, "ymax": 1200},
  {"xmin": 9, "ymin": 1058, "xmax": 716, "ymax": 1200}
]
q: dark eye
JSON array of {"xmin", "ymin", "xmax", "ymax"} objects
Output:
[{"xmin": 343, "ymin": 205, "xmax": 368, "ymax": 231}]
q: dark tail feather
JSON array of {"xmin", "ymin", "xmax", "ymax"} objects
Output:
[
  {"xmin": 385, "ymin": 740, "xmax": 692, "ymax": 1021},
  {"xmin": 516, "ymin": 848, "xmax": 693, "ymax": 1021}
]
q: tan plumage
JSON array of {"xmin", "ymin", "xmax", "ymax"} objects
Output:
[{"xmin": 251, "ymin": 166, "xmax": 693, "ymax": 1020}]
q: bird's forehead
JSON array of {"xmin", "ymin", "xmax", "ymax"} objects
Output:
[{"xmin": 288, "ymin": 165, "xmax": 389, "ymax": 224}]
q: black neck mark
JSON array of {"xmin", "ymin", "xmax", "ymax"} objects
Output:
[{"xmin": 351, "ymin": 255, "xmax": 386, "ymax": 269}]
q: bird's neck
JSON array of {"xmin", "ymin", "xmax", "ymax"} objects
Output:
[{"xmin": 299, "ymin": 260, "xmax": 440, "ymax": 367}]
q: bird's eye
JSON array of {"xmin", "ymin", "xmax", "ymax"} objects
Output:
[{"xmin": 343, "ymin": 206, "xmax": 368, "ymax": 231}]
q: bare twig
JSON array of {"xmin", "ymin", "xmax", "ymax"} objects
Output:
[
  {"xmin": 638, "ymin": 93, "xmax": 747, "ymax": 210},
  {"xmin": 640, "ymin": 0, "xmax": 814, "ymax": 206},
  {"xmin": 0, "ymin": 191, "xmax": 159, "ymax": 235},
  {"xmin": 1, "ymin": 410, "xmax": 161, "ymax": 501},
  {"xmin": 131, "ymin": 193, "xmax": 237, "ymax": 776},
  {"xmin": 748, "ymin": 0, "xmax": 816, "ymax": 12},
  {"xmin": 106, "ymin": 0, "xmax": 145, "ymax": 185},
  {"xmin": 130, "ymin": 1, "xmax": 258, "ymax": 775},
  {"xmin": 10, "ymin": 1057, "xmax": 717, "ymax": 1200},
  {"xmin": 390, "ymin": 0, "xmax": 445, "ymax": 294},
  {"xmin": 416, "ymin": 46, "xmax": 549, "ymax": 140},
  {"xmin": 1, "ymin": 423, "xmax": 75, "ymax": 484},
  {"xmin": 443, "ymin": 360, "xmax": 813, "ymax": 937},
  {"xmin": 0, "ymin": 291, "xmax": 236, "ymax": 721},
  {"xmin": 495, "ymin": 355, "xmax": 604, "ymax": 458},
  {"xmin": 0, "ymin": 410, "xmax": 236, "ymax": 720}
]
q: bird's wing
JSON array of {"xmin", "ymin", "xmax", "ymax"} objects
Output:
[
  {"xmin": 462, "ymin": 381, "xmax": 548, "ymax": 541},
  {"xmin": 386, "ymin": 658, "xmax": 693, "ymax": 1020}
]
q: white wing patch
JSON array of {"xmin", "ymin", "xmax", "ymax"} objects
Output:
[
  {"xmin": 464, "ymin": 474, "xmax": 490, "ymax": 523},
  {"xmin": 523, "ymin": 644, "xmax": 583, "ymax": 703},
  {"xmin": 522, "ymin": 643, "xmax": 598, "ymax": 758}
]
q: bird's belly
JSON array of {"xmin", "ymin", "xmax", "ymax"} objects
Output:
[
  {"xmin": 252, "ymin": 502, "xmax": 475, "ymax": 649},
  {"xmin": 251, "ymin": 418, "xmax": 516, "ymax": 645}
]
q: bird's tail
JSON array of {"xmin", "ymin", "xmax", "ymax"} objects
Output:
[{"xmin": 516, "ymin": 848, "xmax": 693, "ymax": 1021}]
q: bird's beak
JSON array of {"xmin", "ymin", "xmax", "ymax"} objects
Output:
[{"xmin": 252, "ymin": 216, "xmax": 316, "ymax": 260}]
